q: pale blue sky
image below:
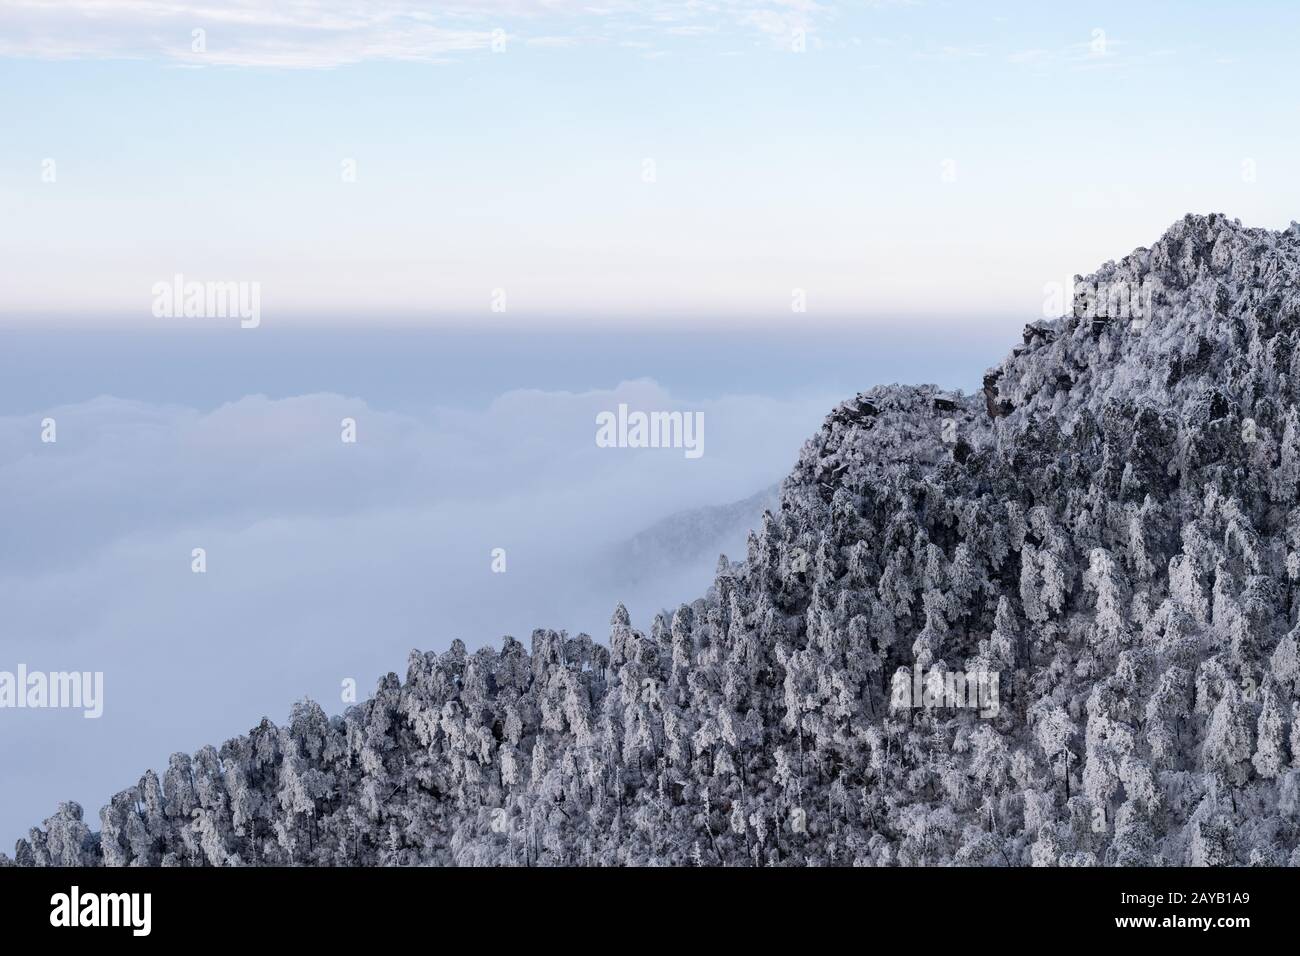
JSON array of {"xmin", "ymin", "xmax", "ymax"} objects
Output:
[{"xmin": 2, "ymin": 0, "xmax": 1298, "ymax": 325}]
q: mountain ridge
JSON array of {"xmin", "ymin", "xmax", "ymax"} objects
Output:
[
  {"xmin": 10, "ymin": 213, "xmax": 1300, "ymax": 867},
  {"xmin": 602, "ymin": 484, "xmax": 780, "ymax": 586}
]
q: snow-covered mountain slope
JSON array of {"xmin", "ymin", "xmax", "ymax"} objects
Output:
[
  {"xmin": 10, "ymin": 213, "xmax": 1300, "ymax": 867},
  {"xmin": 602, "ymin": 485, "xmax": 780, "ymax": 585}
]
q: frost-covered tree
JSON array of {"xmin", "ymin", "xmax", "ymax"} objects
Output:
[{"xmin": 17, "ymin": 214, "xmax": 1300, "ymax": 867}]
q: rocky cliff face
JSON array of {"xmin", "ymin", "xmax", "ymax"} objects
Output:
[{"xmin": 10, "ymin": 213, "xmax": 1300, "ymax": 867}]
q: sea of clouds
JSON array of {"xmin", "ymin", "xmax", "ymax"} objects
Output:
[{"xmin": 0, "ymin": 378, "xmax": 837, "ymax": 846}]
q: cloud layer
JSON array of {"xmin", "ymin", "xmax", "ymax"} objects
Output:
[{"xmin": 0, "ymin": 380, "xmax": 837, "ymax": 846}]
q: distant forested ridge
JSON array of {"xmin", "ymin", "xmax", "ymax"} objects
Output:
[{"xmin": 10, "ymin": 213, "xmax": 1300, "ymax": 867}]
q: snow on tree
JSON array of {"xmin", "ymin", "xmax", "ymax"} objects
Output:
[
  {"xmin": 15, "ymin": 213, "xmax": 1300, "ymax": 867},
  {"xmin": 1252, "ymin": 682, "xmax": 1288, "ymax": 780}
]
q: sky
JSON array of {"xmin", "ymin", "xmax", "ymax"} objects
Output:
[
  {"xmin": 1, "ymin": 0, "xmax": 1298, "ymax": 324},
  {"xmin": 2, "ymin": 0, "xmax": 1299, "ymax": 848}
]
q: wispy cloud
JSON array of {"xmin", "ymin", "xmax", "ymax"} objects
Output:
[
  {"xmin": 1006, "ymin": 35, "xmax": 1176, "ymax": 73},
  {"xmin": 0, "ymin": 0, "xmax": 844, "ymax": 67},
  {"xmin": 915, "ymin": 43, "xmax": 989, "ymax": 60}
]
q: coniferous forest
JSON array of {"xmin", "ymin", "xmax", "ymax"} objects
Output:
[{"xmin": 10, "ymin": 213, "xmax": 1300, "ymax": 868}]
